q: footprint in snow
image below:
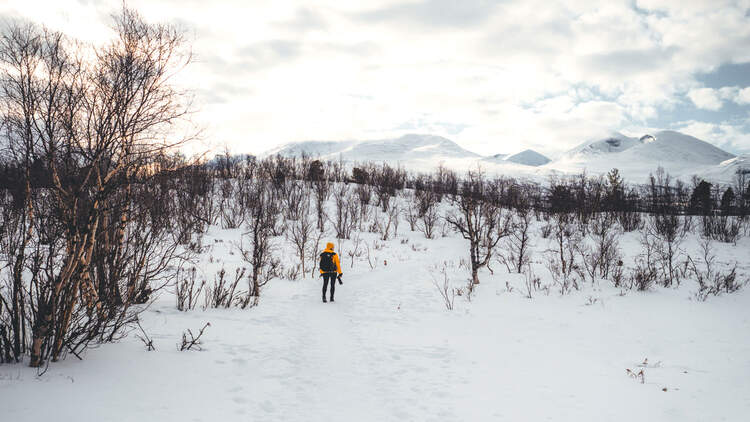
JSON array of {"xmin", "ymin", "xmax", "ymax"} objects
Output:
[{"xmin": 259, "ymin": 400, "xmax": 276, "ymax": 413}]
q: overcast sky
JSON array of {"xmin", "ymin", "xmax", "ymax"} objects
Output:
[{"xmin": 2, "ymin": 0, "xmax": 750, "ymax": 157}]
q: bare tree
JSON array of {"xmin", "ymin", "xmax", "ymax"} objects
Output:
[
  {"xmin": 416, "ymin": 188, "xmax": 440, "ymax": 239},
  {"xmin": 375, "ymin": 203, "xmax": 400, "ymax": 241},
  {"xmin": 236, "ymin": 180, "xmax": 281, "ymax": 303},
  {"xmin": 285, "ymin": 196, "xmax": 314, "ymax": 276},
  {"xmin": 643, "ymin": 213, "xmax": 685, "ymax": 287},
  {"xmin": 445, "ymin": 169, "xmax": 511, "ymax": 285},
  {"xmin": 577, "ymin": 213, "xmax": 622, "ymax": 283},
  {"xmin": 0, "ymin": 8, "xmax": 195, "ymax": 367},
  {"xmin": 330, "ymin": 183, "xmax": 357, "ymax": 239},
  {"xmin": 313, "ymin": 178, "xmax": 330, "ymax": 232},
  {"xmin": 544, "ymin": 213, "xmax": 580, "ymax": 294},
  {"xmin": 500, "ymin": 205, "xmax": 533, "ymax": 273},
  {"xmin": 403, "ymin": 191, "xmax": 421, "ymax": 232}
]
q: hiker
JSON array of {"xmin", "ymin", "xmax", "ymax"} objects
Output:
[{"xmin": 319, "ymin": 242, "xmax": 343, "ymax": 303}]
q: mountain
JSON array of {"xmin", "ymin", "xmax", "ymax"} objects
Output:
[
  {"xmin": 549, "ymin": 130, "xmax": 737, "ymax": 183},
  {"xmin": 700, "ymin": 154, "xmax": 750, "ymax": 182},
  {"xmin": 487, "ymin": 153, "xmax": 509, "ymax": 160},
  {"xmin": 560, "ymin": 130, "xmax": 734, "ymax": 166},
  {"xmin": 482, "ymin": 150, "xmax": 550, "ymax": 166},
  {"xmin": 265, "ymin": 134, "xmax": 480, "ymax": 163},
  {"xmin": 262, "ymin": 130, "xmax": 743, "ymax": 184},
  {"xmin": 631, "ymin": 130, "xmax": 734, "ymax": 165},
  {"xmin": 505, "ymin": 149, "xmax": 551, "ymax": 166},
  {"xmin": 562, "ymin": 132, "xmax": 643, "ymax": 159}
]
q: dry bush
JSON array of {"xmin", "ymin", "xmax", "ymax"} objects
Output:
[
  {"xmin": 687, "ymin": 238, "xmax": 744, "ymax": 301},
  {"xmin": 430, "ymin": 264, "xmax": 456, "ymax": 310},
  {"xmin": 179, "ymin": 323, "xmax": 210, "ymax": 351},
  {"xmin": 175, "ymin": 267, "xmax": 205, "ymax": 311},
  {"xmin": 544, "ymin": 214, "xmax": 580, "ymax": 295},
  {"xmin": 522, "ymin": 265, "xmax": 544, "ymax": 299},
  {"xmin": 204, "ymin": 268, "xmax": 247, "ymax": 309},
  {"xmin": 499, "ymin": 207, "xmax": 533, "ymax": 273},
  {"xmin": 330, "ymin": 183, "xmax": 358, "ymax": 239},
  {"xmin": 643, "ymin": 214, "xmax": 685, "ymax": 287},
  {"xmin": 577, "ymin": 213, "xmax": 622, "ymax": 284},
  {"xmin": 285, "ymin": 196, "xmax": 314, "ymax": 276},
  {"xmin": 701, "ymin": 215, "xmax": 741, "ymax": 244},
  {"xmin": 346, "ymin": 233, "xmax": 364, "ymax": 269},
  {"xmin": 627, "ymin": 232, "xmax": 659, "ymax": 291}
]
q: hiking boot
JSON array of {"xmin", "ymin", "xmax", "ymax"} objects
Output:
[
  {"xmin": 330, "ymin": 297, "xmax": 334, "ymax": 302},
  {"xmin": 322, "ymin": 297, "xmax": 327, "ymax": 303}
]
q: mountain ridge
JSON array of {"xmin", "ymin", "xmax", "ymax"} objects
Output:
[{"xmin": 263, "ymin": 131, "xmax": 744, "ymax": 183}]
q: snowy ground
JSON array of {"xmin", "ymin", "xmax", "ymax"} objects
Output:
[{"xmin": 3, "ymin": 224, "xmax": 750, "ymax": 421}]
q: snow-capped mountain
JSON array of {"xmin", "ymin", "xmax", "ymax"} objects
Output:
[
  {"xmin": 548, "ymin": 130, "xmax": 738, "ymax": 183},
  {"xmin": 482, "ymin": 150, "xmax": 551, "ymax": 166},
  {"xmin": 558, "ymin": 130, "xmax": 734, "ymax": 166},
  {"xmin": 563, "ymin": 132, "xmax": 643, "ymax": 158},
  {"xmin": 265, "ymin": 134, "xmax": 480, "ymax": 163},
  {"xmin": 506, "ymin": 150, "xmax": 551, "ymax": 166},
  {"xmin": 263, "ymin": 131, "xmax": 745, "ymax": 184}
]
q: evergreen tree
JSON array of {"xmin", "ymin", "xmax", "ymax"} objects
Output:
[{"xmin": 690, "ymin": 180, "xmax": 713, "ymax": 215}]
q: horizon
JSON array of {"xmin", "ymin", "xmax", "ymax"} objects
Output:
[{"xmin": 2, "ymin": 1, "xmax": 750, "ymax": 157}]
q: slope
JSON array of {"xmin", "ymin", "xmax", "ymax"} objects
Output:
[{"xmin": 548, "ymin": 130, "xmax": 737, "ymax": 183}]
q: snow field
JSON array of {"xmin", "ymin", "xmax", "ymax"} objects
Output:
[{"xmin": 2, "ymin": 217, "xmax": 750, "ymax": 421}]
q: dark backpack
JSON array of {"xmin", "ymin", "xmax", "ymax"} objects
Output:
[{"xmin": 320, "ymin": 252, "xmax": 336, "ymax": 272}]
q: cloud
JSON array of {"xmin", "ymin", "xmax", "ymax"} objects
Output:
[
  {"xmin": 686, "ymin": 85, "xmax": 750, "ymax": 110},
  {"xmin": 737, "ymin": 87, "xmax": 750, "ymax": 104},
  {"xmin": 274, "ymin": 8, "xmax": 327, "ymax": 32},
  {"xmin": 358, "ymin": 0, "xmax": 499, "ymax": 27},
  {"xmin": 675, "ymin": 119, "xmax": 750, "ymax": 154},
  {"xmin": 236, "ymin": 40, "xmax": 302, "ymax": 70},
  {"xmin": 581, "ymin": 47, "xmax": 678, "ymax": 77},
  {"xmin": 3, "ymin": 0, "xmax": 749, "ymax": 157},
  {"xmin": 688, "ymin": 88, "xmax": 724, "ymax": 110}
]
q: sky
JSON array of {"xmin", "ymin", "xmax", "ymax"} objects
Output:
[{"xmin": 2, "ymin": 0, "xmax": 750, "ymax": 158}]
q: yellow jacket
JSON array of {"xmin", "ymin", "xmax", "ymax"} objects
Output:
[{"xmin": 320, "ymin": 242, "xmax": 342, "ymax": 274}]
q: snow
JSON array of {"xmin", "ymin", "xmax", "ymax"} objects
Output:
[
  {"xmin": 3, "ymin": 211, "xmax": 750, "ymax": 422},
  {"xmin": 564, "ymin": 132, "xmax": 643, "ymax": 157},
  {"xmin": 701, "ymin": 154, "xmax": 750, "ymax": 182},
  {"xmin": 265, "ymin": 134, "xmax": 480, "ymax": 163},
  {"xmin": 547, "ymin": 130, "xmax": 739, "ymax": 183}
]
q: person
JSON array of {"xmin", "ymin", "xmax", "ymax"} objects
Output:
[{"xmin": 319, "ymin": 242, "xmax": 343, "ymax": 303}]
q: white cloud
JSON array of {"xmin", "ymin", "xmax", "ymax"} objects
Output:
[
  {"xmin": 737, "ymin": 87, "xmax": 750, "ymax": 104},
  {"xmin": 687, "ymin": 88, "xmax": 724, "ymax": 110},
  {"xmin": 2, "ymin": 0, "xmax": 749, "ymax": 155},
  {"xmin": 676, "ymin": 120, "xmax": 750, "ymax": 154}
]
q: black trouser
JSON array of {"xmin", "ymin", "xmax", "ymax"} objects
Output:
[{"xmin": 322, "ymin": 273, "xmax": 337, "ymax": 300}]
